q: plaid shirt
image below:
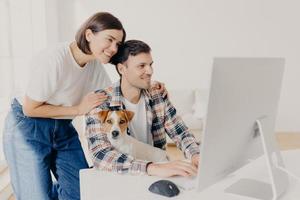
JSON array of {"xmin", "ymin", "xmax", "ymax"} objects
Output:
[{"xmin": 85, "ymin": 81, "xmax": 200, "ymax": 175}]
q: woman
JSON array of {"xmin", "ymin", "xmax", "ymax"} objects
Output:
[{"xmin": 3, "ymin": 12, "xmax": 164, "ymax": 200}]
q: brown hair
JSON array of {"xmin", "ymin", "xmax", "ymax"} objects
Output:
[
  {"xmin": 75, "ymin": 12, "xmax": 126, "ymax": 54},
  {"xmin": 110, "ymin": 40, "xmax": 151, "ymax": 77}
]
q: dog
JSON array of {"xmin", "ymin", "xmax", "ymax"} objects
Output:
[{"xmin": 98, "ymin": 110, "xmax": 168, "ymax": 162}]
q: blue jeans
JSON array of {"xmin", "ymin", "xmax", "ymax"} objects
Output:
[{"xmin": 3, "ymin": 99, "xmax": 88, "ymax": 200}]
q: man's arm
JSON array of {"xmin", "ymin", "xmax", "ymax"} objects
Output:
[
  {"xmin": 85, "ymin": 108, "xmax": 149, "ymax": 174},
  {"xmin": 86, "ymin": 111, "xmax": 198, "ymax": 177},
  {"xmin": 162, "ymin": 93, "xmax": 200, "ymax": 159},
  {"xmin": 86, "ymin": 102, "xmax": 198, "ymax": 177}
]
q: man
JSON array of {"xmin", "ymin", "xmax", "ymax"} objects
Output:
[{"xmin": 85, "ymin": 40, "xmax": 200, "ymax": 177}]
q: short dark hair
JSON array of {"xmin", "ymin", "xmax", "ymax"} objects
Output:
[
  {"xmin": 75, "ymin": 12, "xmax": 126, "ymax": 54},
  {"xmin": 110, "ymin": 40, "xmax": 151, "ymax": 76}
]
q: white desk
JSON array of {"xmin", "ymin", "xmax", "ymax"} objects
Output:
[{"xmin": 80, "ymin": 150, "xmax": 300, "ymax": 200}]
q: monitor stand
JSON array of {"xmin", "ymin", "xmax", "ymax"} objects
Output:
[{"xmin": 224, "ymin": 117, "xmax": 290, "ymax": 200}]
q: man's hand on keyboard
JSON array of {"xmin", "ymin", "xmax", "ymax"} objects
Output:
[
  {"xmin": 147, "ymin": 160, "xmax": 197, "ymax": 178},
  {"xmin": 191, "ymin": 154, "xmax": 200, "ymax": 168}
]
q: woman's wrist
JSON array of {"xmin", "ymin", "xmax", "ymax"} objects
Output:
[{"xmin": 73, "ymin": 105, "xmax": 82, "ymax": 116}]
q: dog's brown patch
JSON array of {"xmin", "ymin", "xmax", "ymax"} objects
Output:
[
  {"xmin": 98, "ymin": 110, "xmax": 134, "ymax": 135},
  {"xmin": 98, "ymin": 110, "xmax": 109, "ymax": 123},
  {"xmin": 115, "ymin": 111, "xmax": 134, "ymax": 134}
]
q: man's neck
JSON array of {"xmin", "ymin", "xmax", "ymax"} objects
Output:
[{"xmin": 120, "ymin": 79, "xmax": 142, "ymax": 104}]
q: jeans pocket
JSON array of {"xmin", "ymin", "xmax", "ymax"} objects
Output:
[{"xmin": 4, "ymin": 111, "xmax": 29, "ymax": 135}]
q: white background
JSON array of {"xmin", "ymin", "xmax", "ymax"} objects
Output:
[
  {"xmin": 46, "ymin": 0, "xmax": 300, "ymax": 132},
  {"xmin": 1, "ymin": 0, "xmax": 299, "ymax": 142}
]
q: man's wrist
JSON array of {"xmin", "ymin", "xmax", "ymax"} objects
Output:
[
  {"xmin": 191, "ymin": 153, "xmax": 200, "ymax": 161},
  {"xmin": 146, "ymin": 162, "xmax": 154, "ymax": 175},
  {"xmin": 191, "ymin": 153, "xmax": 200, "ymax": 158}
]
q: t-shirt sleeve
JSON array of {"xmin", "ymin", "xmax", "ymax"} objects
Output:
[
  {"xmin": 88, "ymin": 64, "xmax": 112, "ymax": 93},
  {"xmin": 26, "ymin": 53, "xmax": 60, "ymax": 102},
  {"xmin": 97, "ymin": 68, "xmax": 112, "ymax": 89}
]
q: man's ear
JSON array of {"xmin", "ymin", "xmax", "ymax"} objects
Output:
[
  {"xmin": 117, "ymin": 63, "xmax": 125, "ymax": 75},
  {"xmin": 124, "ymin": 110, "xmax": 134, "ymax": 122},
  {"xmin": 85, "ymin": 29, "xmax": 93, "ymax": 42},
  {"xmin": 98, "ymin": 110, "xmax": 109, "ymax": 123}
]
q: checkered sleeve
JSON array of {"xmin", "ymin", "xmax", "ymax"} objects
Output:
[
  {"xmin": 85, "ymin": 108, "xmax": 149, "ymax": 175},
  {"xmin": 163, "ymin": 95, "xmax": 200, "ymax": 159}
]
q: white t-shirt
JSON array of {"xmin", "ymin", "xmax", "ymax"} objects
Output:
[
  {"xmin": 23, "ymin": 43, "xmax": 111, "ymax": 118},
  {"xmin": 123, "ymin": 95, "xmax": 153, "ymax": 145}
]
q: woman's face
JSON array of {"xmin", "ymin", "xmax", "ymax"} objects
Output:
[{"xmin": 86, "ymin": 29, "xmax": 123, "ymax": 64}]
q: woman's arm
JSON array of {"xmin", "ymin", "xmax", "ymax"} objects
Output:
[
  {"xmin": 151, "ymin": 81, "xmax": 168, "ymax": 98},
  {"xmin": 23, "ymin": 92, "xmax": 107, "ymax": 118}
]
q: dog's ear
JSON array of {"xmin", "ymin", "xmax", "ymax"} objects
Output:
[
  {"xmin": 124, "ymin": 110, "xmax": 134, "ymax": 122},
  {"xmin": 98, "ymin": 110, "xmax": 109, "ymax": 123}
]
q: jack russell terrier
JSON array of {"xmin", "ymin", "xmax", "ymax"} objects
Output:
[{"xmin": 98, "ymin": 110, "xmax": 168, "ymax": 162}]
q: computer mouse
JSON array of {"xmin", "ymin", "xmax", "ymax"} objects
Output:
[{"xmin": 148, "ymin": 179, "xmax": 180, "ymax": 197}]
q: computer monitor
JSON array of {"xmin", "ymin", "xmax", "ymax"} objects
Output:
[{"xmin": 196, "ymin": 58, "xmax": 289, "ymax": 199}]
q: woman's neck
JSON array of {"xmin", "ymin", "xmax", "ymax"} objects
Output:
[{"xmin": 69, "ymin": 41, "xmax": 95, "ymax": 67}]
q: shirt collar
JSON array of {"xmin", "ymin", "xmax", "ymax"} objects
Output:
[{"xmin": 109, "ymin": 80, "xmax": 152, "ymax": 107}]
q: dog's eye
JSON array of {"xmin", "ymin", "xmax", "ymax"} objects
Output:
[
  {"xmin": 106, "ymin": 119, "xmax": 113, "ymax": 124},
  {"xmin": 119, "ymin": 120, "xmax": 125, "ymax": 124}
]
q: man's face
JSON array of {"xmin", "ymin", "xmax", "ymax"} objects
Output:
[{"xmin": 119, "ymin": 52, "xmax": 153, "ymax": 90}]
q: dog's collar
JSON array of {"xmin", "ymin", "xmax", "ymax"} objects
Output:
[{"xmin": 109, "ymin": 106, "xmax": 122, "ymax": 111}]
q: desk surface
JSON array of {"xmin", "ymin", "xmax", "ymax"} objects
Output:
[{"xmin": 80, "ymin": 150, "xmax": 300, "ymax": 200}]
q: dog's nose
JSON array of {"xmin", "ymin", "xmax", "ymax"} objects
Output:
[{"xmin": 112, "ymin": 130, "xmax": 119, "ymax": 138}]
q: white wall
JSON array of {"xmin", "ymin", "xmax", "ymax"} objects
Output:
[
  {"xmin": 0, "ymin": 0, "xmax": 47, "ymax": 160},
  {"xmin": 46, "ymin": 0, "xmax": 299, "ymax": 132},
  {"xmin": 0, "ymin": 0, "xmax": 47, "ymax": 99}
]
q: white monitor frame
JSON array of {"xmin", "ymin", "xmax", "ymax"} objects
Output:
[
  {"xmin": 223, "ymin": 118, "xmax": 289, "ymax": 200},
  {"xmin": 196, "ymin": 58, "xmax": 289, "ymax": 200}
]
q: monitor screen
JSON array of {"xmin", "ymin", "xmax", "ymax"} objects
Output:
[{"xmin": 197, "ymin": 58, "xmax": 288, "ymax": 198}]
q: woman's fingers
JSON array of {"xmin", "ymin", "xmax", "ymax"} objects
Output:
[
  {"xmin": 89, "ymin": 93, "xmax": 107, "ymax": 102},
  {"xmin": 93, "ymin": 99, "xmax": 107, "ymax": 107},
  {"xmin": 91, "ymin": 92, "xmax": 107, "ymax": 99}
]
